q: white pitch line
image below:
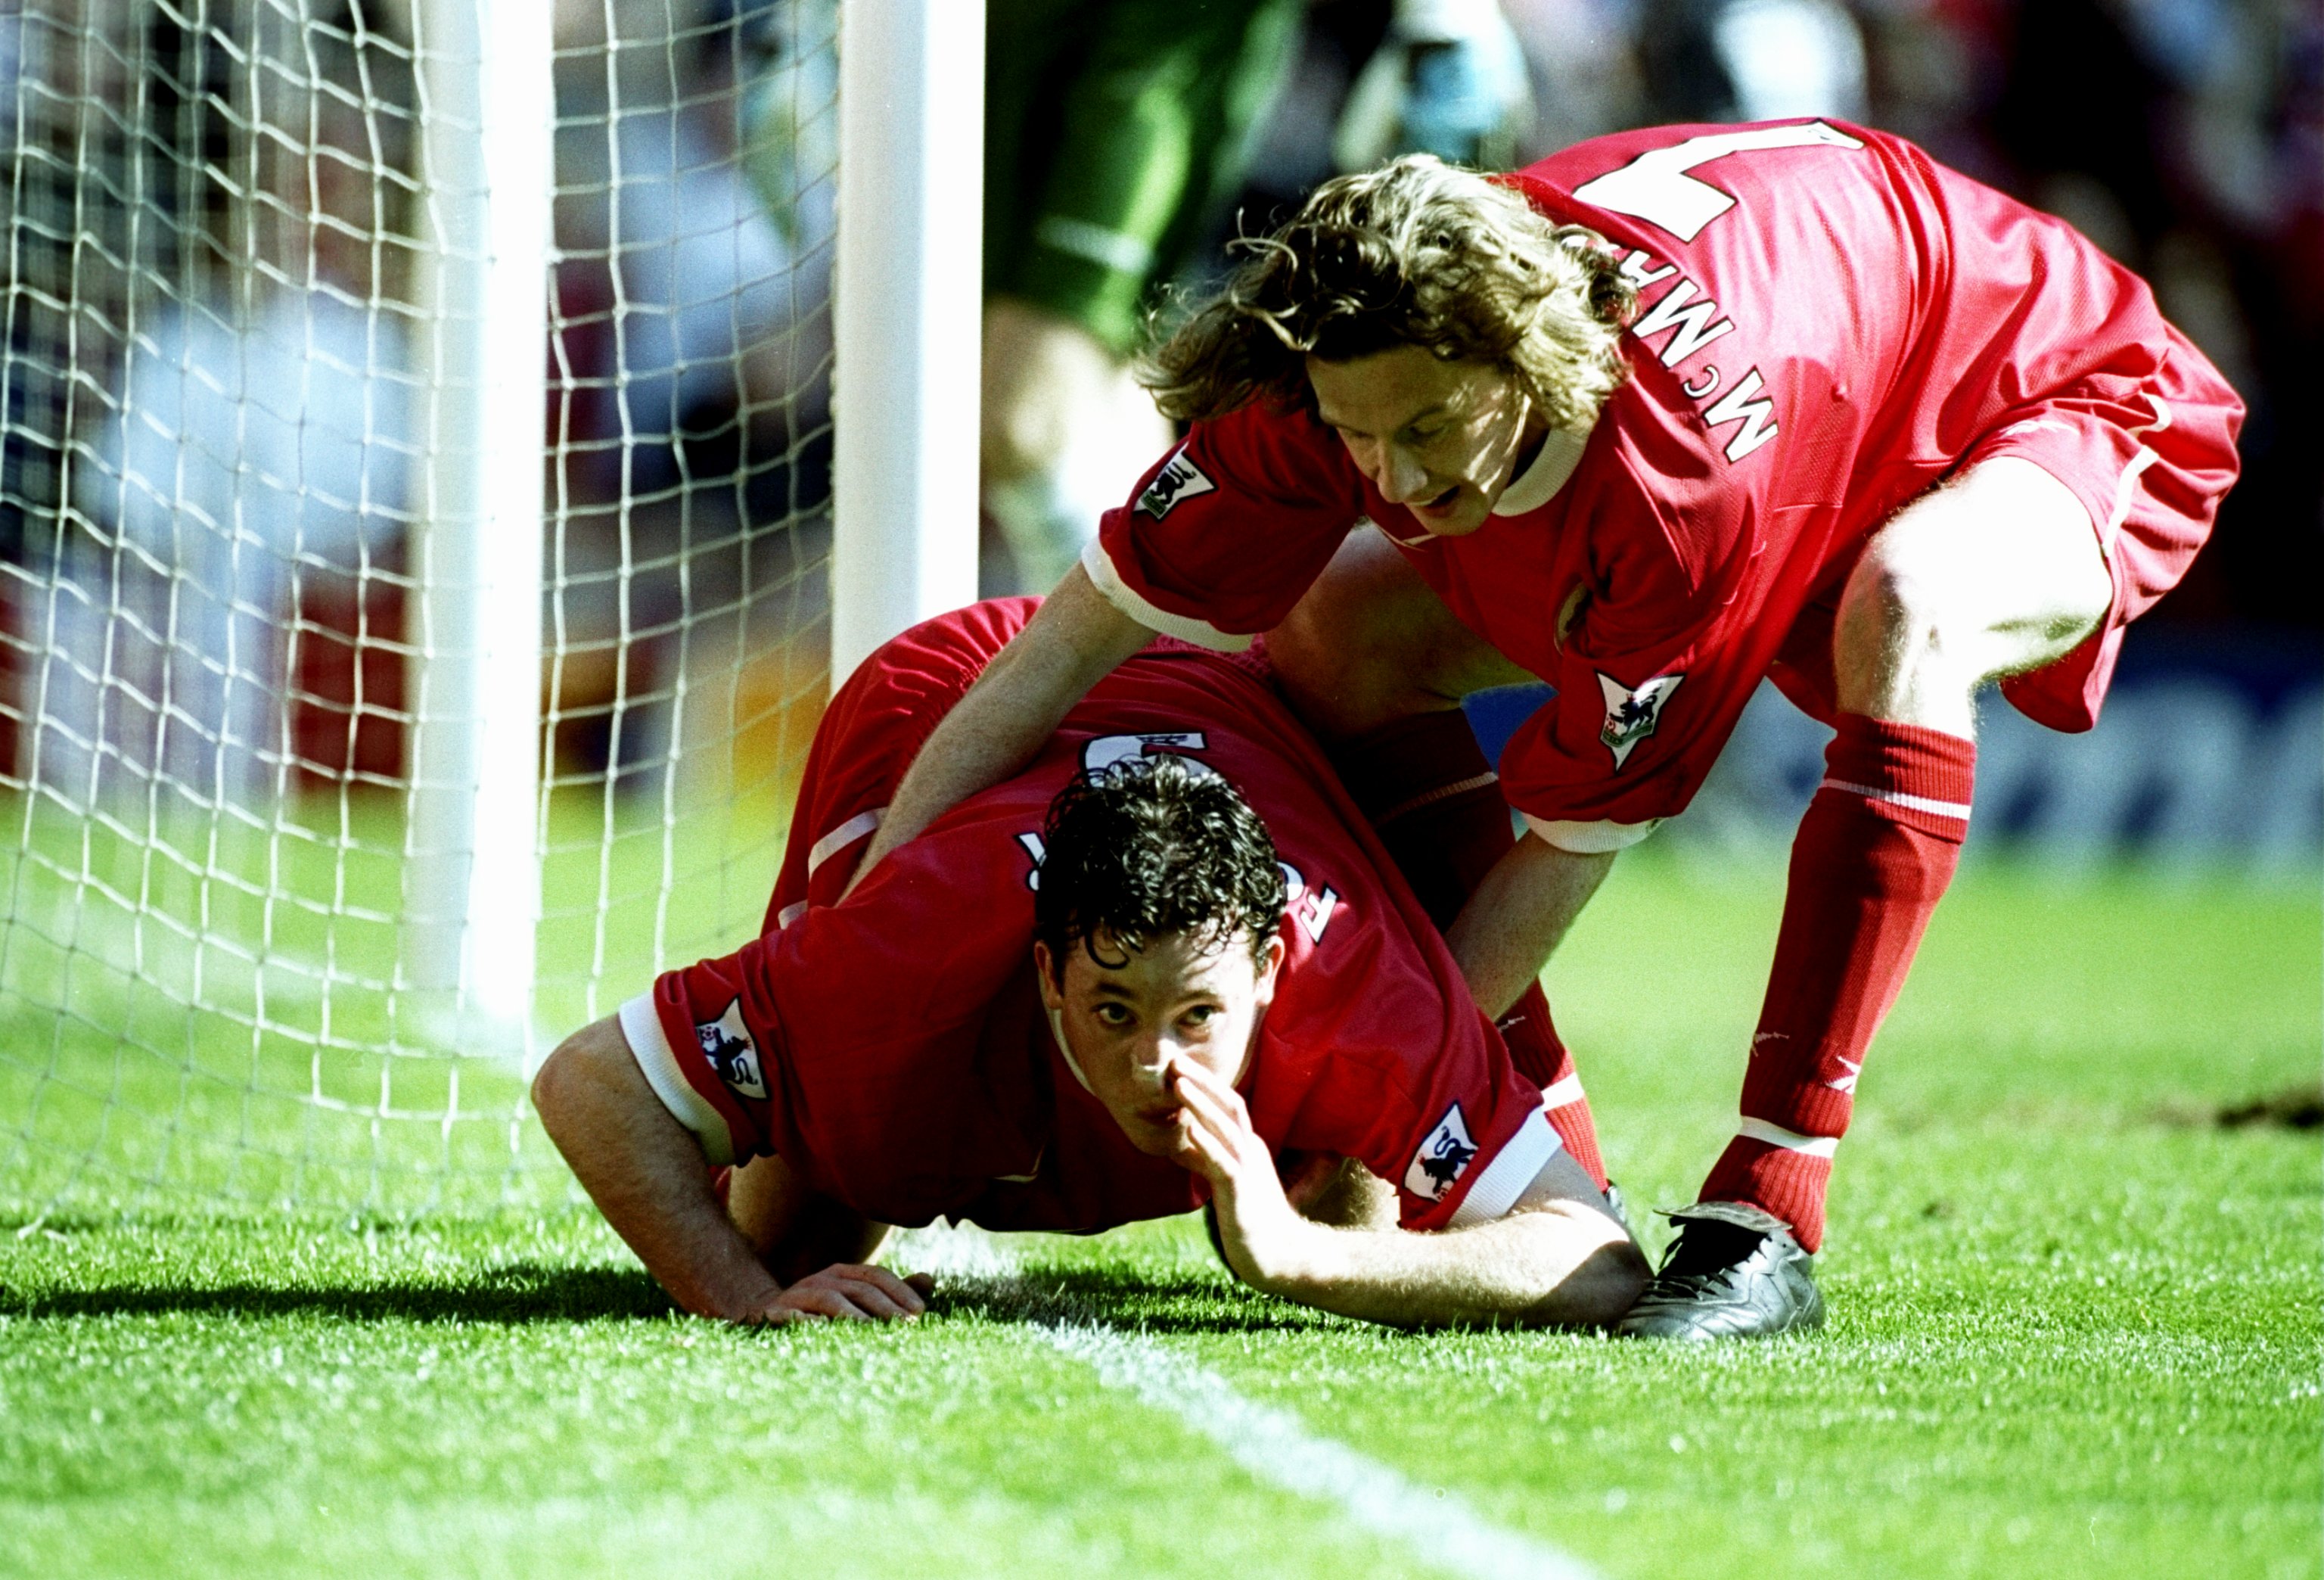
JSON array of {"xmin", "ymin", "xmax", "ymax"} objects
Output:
[
  {"xmin": 1041, "ymin": 1323, "xmax": 1603, "ymax": 1580},
  {"xmin": 890, "ymin": 1224, "xmax": 1599, "ymax": 1579}
]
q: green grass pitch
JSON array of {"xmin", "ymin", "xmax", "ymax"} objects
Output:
[{"xmin": 3, "ymin": 854, "xmax": 2316, "ymax": 1578}]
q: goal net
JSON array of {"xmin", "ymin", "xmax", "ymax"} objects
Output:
[{"xmin": 0, "ymin": 0, "xmax": 840, "ymax": 1218}]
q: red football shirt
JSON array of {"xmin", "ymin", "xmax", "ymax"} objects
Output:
[
  {"xmin": 1089, "ymin": 120, "xmax": 2242, "ymax": 848},
  {"xmin": 620, "ymin": 602, "xmax": 1561, "ymax": 1235}
]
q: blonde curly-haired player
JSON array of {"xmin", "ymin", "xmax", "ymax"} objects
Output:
[{"xmin": 842, "ymin": 120, "xmax": 2244, "ymax": 1339}]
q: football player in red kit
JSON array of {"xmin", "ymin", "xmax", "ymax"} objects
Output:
[
  {"xmin": 840, "ymin": 121, "xmax": 2245, "ymax": 1338},
  {"xmin": 531, "ymin": 600, "xmax": 1645, "ymax": 1330}
]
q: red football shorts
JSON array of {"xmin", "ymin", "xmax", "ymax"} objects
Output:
[
  {"xmin": 762, "ymin": 598, "xmax": 1041, "ymax": 933},
  {"xmin": 1776, "ymin": 325, "xmax": 2242, "ymax": 735},
  {"xmin": 1969, "ymin": 324, "xmax": 2243, "ymax": 731}
]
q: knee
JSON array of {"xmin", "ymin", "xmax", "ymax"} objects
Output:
[
  {"xmin": 1271, "ymin": 533, "xmax": 1521, "ymax": 738},
  {"xmin": 1836, "ymin": 540, "xmax": 1948, "ymax": 671}
]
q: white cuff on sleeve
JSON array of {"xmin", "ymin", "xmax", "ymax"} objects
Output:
[
  {"xmin": 619, "ymin": 993, "xmax": 737, "ymax": 1167},
  {"xmin": 1522, "ymin": 814, "xmax": 1664, "ymax": 854},
  {"xmin": 1446, "ymin": 1103, "xmax": 1564, "ymax": 1228},
  {"xmin": 1079, "ymin": 537, "xmax": 1253, "ymax": 652}
]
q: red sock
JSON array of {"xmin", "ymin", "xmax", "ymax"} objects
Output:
[
  {"xmin": 1698, "ymin": 714, "xmax": 1975, "ymax": 1252},
  {"xmin": 1329, "ymin": 711, "xmax": 1608, "ymax": 1189}
]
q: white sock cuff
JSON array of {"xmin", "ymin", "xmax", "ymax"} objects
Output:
[{"xmin": 1737, "ymin": 1115, "xmax": 1840, "ymax": 1159}]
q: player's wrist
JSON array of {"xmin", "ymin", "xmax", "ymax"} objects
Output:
[
  {"xmin": 1237, "ymin": 1214, "xmax": 1344, "ymax": 1298},
  {"xmin": 688, "ymin": 1261, "xmax": 790, "ymax": 1324}
]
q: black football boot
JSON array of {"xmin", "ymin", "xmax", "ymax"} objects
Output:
[{"xmin": 1615, "ymin": 1200, "xmax": 1825, "ymax": 1340}]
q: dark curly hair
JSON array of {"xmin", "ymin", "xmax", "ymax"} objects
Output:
[{"xmin": 1034, "ymin": 754, "xmax": 1286, "ymax": 976}]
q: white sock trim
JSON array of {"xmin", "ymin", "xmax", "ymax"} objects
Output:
[
  {"xmin": 1539, "ymin": 1074, "xmax": 1586, "ymax": 1109},
  {"xmin": 1819, "ymin": 778, "xmax": 1971, "ymax": 823},
  {"xmin": 1737, "ymin": 1115, "xmax": 1839, "ymax": 1159}
]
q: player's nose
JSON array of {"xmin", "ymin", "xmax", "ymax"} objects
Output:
[
  {"xmin": 1130, "ymin": 1036, "xmax": 1175, "ymax": 1090},
  {"xmin": 1375, "ymin": 445, "xmax": 1434, "ymax": 505}
]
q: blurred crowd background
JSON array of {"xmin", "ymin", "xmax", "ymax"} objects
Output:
[{"xmin": 0, "ymin": 0, "xmax": 2313, "ymax": 860}]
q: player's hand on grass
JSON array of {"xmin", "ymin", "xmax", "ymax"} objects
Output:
[
  {"xmin": 1167, "ymin": 1059, "xmax": 1311, "ymax": 1291},
  {"xmin": 752, "ymin": 1264, "xmax": 934, "ymax": 1325}
]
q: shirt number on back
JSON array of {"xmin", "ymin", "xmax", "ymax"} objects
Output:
[{"xmin": 1572, "ymin": 121, "xmax": 1865, "ymax": 241}]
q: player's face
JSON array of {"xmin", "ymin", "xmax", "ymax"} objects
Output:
[
  {"xmin": 1307, "ymin": 344, "xmax": 1546, "ymax": 536},
  {"xmin": 1034, "ymin": 927, "xmax": 1285, "ymax": 1159}
]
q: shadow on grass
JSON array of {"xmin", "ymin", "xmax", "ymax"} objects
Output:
[
  {"xmin": 3, "ymin": 1263, "xmax": 675, "ymax": 1324},
  {"xmin": 4, "ymin": 1264, "xmax": 1341, "ymax": 1335},
  {"xmin": 922, "ymin": 1266, "xmax": 1350, "ymax": 1336}
]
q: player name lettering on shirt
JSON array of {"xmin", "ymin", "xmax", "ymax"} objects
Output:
[
  {"xmin": 1618, "ymin": 248, "xmax": 1780, "ymax": 463},
  {"xmin": 1083, "ymin": 732, "xmax": 1214, "ymax": 779}
]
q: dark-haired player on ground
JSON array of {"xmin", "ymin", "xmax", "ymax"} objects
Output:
[
  {"xmin": 531, "ymin": 600, "xmax": 1644, "ymax": 1328},
  {"xmin": 837, "ymin": 122, "xmax": 2245, "ymax": 1338}
]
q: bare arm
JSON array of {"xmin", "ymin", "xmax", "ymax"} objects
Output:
[
  {"xmin": 845, "ymin": 564, "xmax": 1154, "ymax": 891},
  {"xmin": 531, "ymin": 1017, "xmax": 927, "ymax": 1323},
  {"xmin": 1444, "ymin": 832, "xmax": 1617, "ymax": 1019},
  {"xmin": 1172, "ymin": 1062, "xmax": 1648, "ymax": 1329}
]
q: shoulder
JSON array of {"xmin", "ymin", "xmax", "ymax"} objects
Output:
[{"xmin": 1177, "ymin": 400, "xmax": 1360, "ymax": 502}]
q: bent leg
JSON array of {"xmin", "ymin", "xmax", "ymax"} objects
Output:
[
  {"xmin": 1832, "ymin": 456, "xmax": 2114, "ymax": 733},
  {"xmin": 1268, "ymin": 528, "xmax": 1609, "ymax": 1184},
  {"xmin": 1702, "ymin": 456, "xmax": 2112, "ymax": 1249},
  {"xmin": 1269, "ymin": 524, "xmax": 1529, "ymax": 738}
]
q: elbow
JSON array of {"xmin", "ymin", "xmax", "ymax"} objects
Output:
[
  {"xmin": 529, "ymin": 1028, "xmax": 601, "ymax": 1157},
  {"xmin": 1556, "ymin": 1236, "xmax": 1652, "ymax": 1330},
  {"xmin": 530, "ymin": 1042, "xmax": 571, "ymax": 1133},
  {"xmin": 1517, "ymin": 1202, "xmax": 1652, "ymax": 1330}
]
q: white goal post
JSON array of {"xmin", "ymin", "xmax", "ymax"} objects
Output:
[
  {"xmin": 0, "ymin": 0, "xmax": 980, "ymax": 1217},
  {"xmin": 831, "ymin": 0, "xmax": 983, "ymax": 684},
  {"xmin": 403, "ymin": 0, "xmax": 554, "ymax": 1037}
]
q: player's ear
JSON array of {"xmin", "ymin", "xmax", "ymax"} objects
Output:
[
  {"xmin": 1251, "ymin": 930, "xmax": 1287, "ymax": 1004},
  {"xmin": 1033, "ymin": 941, "xmax": 1064, "ymax": 1009}
]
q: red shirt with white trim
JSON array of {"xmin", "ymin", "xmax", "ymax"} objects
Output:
[
  {"xmin": 1090, "ymin": 120, "xmax": 2241, "ymax": 846},
  {"xmin": 623, "ymin": 602, "xmax": 1558, "ymax": 1235}
]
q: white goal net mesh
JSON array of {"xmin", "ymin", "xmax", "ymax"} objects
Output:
[{"xmin": 0, "ymin": 0, "xmax": 836, "ymax": 1218}]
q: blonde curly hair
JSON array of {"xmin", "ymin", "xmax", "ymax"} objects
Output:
[{"xmin": 1139, "ymin": 156, "xmax": 1636, "ymax": 431}]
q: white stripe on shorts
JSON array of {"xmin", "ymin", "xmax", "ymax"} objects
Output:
[
  {"xmin": 2099, "ymin": 392, "xmax": 2172, "ymax": 556},
  {"xmin": 1737, "ymin": 1115, "xmax": 1840, "ymax": 1159},
  {"xmin": 806, "ymin": 807, "xmax": 884, "ymax": 876}
]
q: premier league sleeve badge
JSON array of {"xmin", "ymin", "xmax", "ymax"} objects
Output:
[{"xmin": 1595, "ymin": 671, "xmax": 1684, "ymax": 769}]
